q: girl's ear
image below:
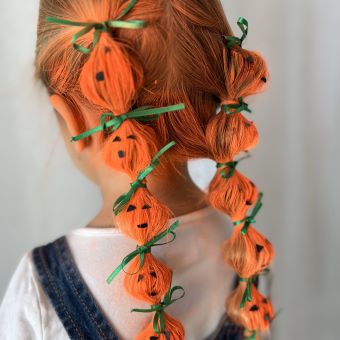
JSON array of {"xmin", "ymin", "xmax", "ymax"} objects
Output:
[{"xmin": 50, "ymin": 94, "xmax": 85, "ymax": 152}]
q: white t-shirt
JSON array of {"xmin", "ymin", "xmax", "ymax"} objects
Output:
[{"xmin": 0, "ymin": 206, "xmax": 235, "ymax": 340}]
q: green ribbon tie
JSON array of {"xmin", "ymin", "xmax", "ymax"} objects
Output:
[
  {"xmin": 233, "ymin": 192, "xmax": 263, "ymax": 235},
  {"xmin": 216, "ymin": 161, "xmax": 238, "ymax": 179},
  {"xmin": 224, "ymin": 17, "xmax": 249, "ymax": 48},
  {"xmin": 112, "ymin": 141, "xmax": 176, "ymax": 215},
  {"xmin": 70, "ymin": 104, "xmax": 185, "ymax": 142},
  {"xmin": 131, "ymin": 285, "xmax": 185, "ymax": 334},
  {"xmin": 46, "ymin": 0, "xmax": 147, "ymax": 54},
  {"xmin": 222, "ymin": 97, "xmax": 251, "ymax": 115},
  {"xmin": 216, "ymin": 154, "xmax": 251, "ymax": 179},
  {"xmin": 239, "ymin": 277, "xmax": 254, "ymax": 308},
  {"xmin": 106, "ymin": 220, "xmax": 179, "ymax": 284}
]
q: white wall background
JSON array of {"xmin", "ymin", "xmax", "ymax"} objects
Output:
[{"xmin": 1, "ymin": 0, "xmax": 339, "ymax": 339}]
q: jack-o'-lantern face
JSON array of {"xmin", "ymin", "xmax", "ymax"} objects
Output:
[
  {"xmin": 102, "ymin": 119, "xmax": 159, "ymax": 178},
  {"xmin": 124, "ymin": 253, "xmax": 172, "ymax": 305},
  {"xmin": 112, "ymin": 133, "xmax": 137, "ymax": 160},
  {"xmin": 115, "ymin": 187, "xmax": 172, "ymax": 244},
  {"xmin": 137, "ymin": 270, "xmax": 160, "ymax": 299},
  {"xmin": 247, "ymin": 295, "xmax": 274, "ymax": 331}
]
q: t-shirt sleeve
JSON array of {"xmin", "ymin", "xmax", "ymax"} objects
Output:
[{"xmin": 0, "ymin": 252, "xmax": 43, "ymax": 340}]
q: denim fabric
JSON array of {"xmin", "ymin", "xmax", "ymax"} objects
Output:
[
  {"xmin": 33, "ymin": 236, "xmax": 244, "ymax": 340},
  {"xmin": 33, "ymin": 237, "xmax": 119, "ymax": 340}
]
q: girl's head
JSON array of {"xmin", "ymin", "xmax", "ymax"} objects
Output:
[
  {"xmin": 35, "ymin": 0, "xmax": 273, "ymax": 337},
  {"xmin": 35, "ymin": 0, "xmax": 267, "ymax": 176}
]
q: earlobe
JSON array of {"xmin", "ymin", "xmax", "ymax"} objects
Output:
[{"xmin": 50, "ymin": 94, "xmax": 85, "ymax": 152}]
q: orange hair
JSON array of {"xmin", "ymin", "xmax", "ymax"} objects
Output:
[
  {"xmin": 136, "ymin": 312, "xmax": 185, "ymax": 340},
  {"xmin": 226, "ymin": 282, "xmax": 274, "ymax": 332},
  {"xmin": 36, "ymin": 0, "xmax": 275, "ymax": 337}
]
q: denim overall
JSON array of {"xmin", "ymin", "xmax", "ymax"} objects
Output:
[{"xmin": 32, "ymin": 237, "xmax": 244, "ymax": 340}]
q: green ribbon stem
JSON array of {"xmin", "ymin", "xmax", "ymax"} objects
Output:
[
  {"xmin": 106, "ymin": 220, "xmax": 179, "ymax": 284},
  {"xmin": 233, "ymin": 192, "xmax": 263, "ymax": 235},
  {"xmin": 113, "ymin": 141, "xmax": 176, "ymax": 215},
  {"xmin": 46, "ymin": 0, "xmax": 146, "ymax": 54},
  {"xmin": 222, "ymin": 97, "xmax": 251, "ymax": 115},
  {"xmin": 224, "ymin": 17, "xmax": 249, "ymax": 48},
  {"xmin": 239, "ymin": 277, "xmax": 254, "ymax": 308},
  {"xmin": 239, "ymin": 268, "xmax": 270, "ymax": 309},
  {"xmin": 70, "ymin": 104, "xmax": 185, "ymax": 142},
  {"xmin": 131, "ymin": 285, "xmax": 185, "ymax": 334},
  {"xmin": 216, "ymin": 154, "xmax": 251, "ymax": 179}
]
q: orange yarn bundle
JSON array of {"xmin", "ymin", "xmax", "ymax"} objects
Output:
[
  {"xmin": 208, "ymin": 165, "xmax": 258, "ymax": 221},
  {"xmin": 114, "ymin": 186, "xmax": 173, "ymax": 244},
  {"xmin": 80, "ymin": 33, "xmax": 143, "ymax": 115},
  {"xmin": 136, "ymin": 312, "xmax": 185, "ymax": 340},
  {"xmin": 226, "ymin": 282, "xmax": 274, "ymax": 332},
  {"xmin": 123, "ymin": 253, "xmax": 172, "ymax": 304},
  {"xmin": 206, "ymin": 111, "xmax": 259, "ymax": 162},
  {"xmin": 223, "ymin": 224, "xmax": 274, "ymax": 278},
  {"xmin": 102, "ymin": 119, "xmax": 160, "ymax": 178}
]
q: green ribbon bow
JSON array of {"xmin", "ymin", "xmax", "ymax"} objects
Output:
[
  {"xmin": 221, "ymin": 97, "xmax": 252, "ymax": 115},
  {"xmin": 70, "ymin": 104, "xmax": 185, "ymax": 142},
  {"xmin": 224, "ymin": 17, "xmax": 249, "ymax": 48},
  {"xmin": 216, "ymin": 154, "xmax": 251, "ymax": 179},
  {"xmin": 131, "ymin": 285, "xmax": 185, "ymax": 334},
  {"xmin": 113, "ymin": 141, "xmax": 176, "ymax": 215},
  {"xmin": 233, "ymin": 192, "xmax": 263, "ymax": 235},
  {"xmin": 106, "ymin": 220, "xmax": 179, "ymax": 284},
  {"xmin": 46, "ymin": 0, "xmax": 147, "ymax": 54}
]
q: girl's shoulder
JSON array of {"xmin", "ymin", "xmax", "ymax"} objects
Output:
[
  {"xmin": 0, "ymin": 252, "xmax": 43, "ymax": 339},
  {"xmin": 0, "ymin": 246, "xmax": 70, "ymax": 340}
]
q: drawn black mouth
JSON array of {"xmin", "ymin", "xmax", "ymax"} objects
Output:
[
  {"xmin": 137, "ymin": 223, "xmax": 148, "ymax": 229},
  {"xmin": 118, "ymin": 150, "xmax": 125, "ymax": 158}
]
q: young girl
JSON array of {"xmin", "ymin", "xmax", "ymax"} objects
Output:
[{"xmin": 0, "ymin": 0, "xmax": 275, "ymax": 339}]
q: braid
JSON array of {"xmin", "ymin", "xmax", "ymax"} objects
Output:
[
  {"xmin": 75, "ymin": 2, "xmax": 185, "ymax": 338},
  {"xmin": 206, "ymin": 18, "xmax": 275, "ymax": 337}
]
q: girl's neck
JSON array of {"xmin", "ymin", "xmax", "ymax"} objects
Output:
[{"xmin": 86, "ymin": 163, "xmax": 208, "ymax": 228}]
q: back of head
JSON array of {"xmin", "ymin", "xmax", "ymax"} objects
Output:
[{"xmin": 35, "ymin": 0, "xmax": 274, "ymax": 338}]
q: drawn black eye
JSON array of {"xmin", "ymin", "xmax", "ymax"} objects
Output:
[
  {"xmin": 112, "ymin": 136, "xmax": 121, "ymax": 142},
  {"xmin": 137, "ymin": 274, "xmax": 143, "ymax": 282},
  {"xmin": 127, "ymin": 205, "xmax": 136, "ymax": 212},
  {"xmin": 256, "ymin": 244, "xmax": 264, "ymax": 253},
  {"xmin": 246, "ymin": 56, "xmax": 254, "ymax": 64},
  {"xmin": 150, "ymin": 271, "xmax": 157, "ymax": 278},
  {"xmin": 142, "ymin": 204, "xmax": 151, "ymax": 209},
  {"xmin": 127, "ymin": 134, "xmax": 137, "ymax": 140},
  {"xmin": 250, "ymin": 305, "xmax": 259, "ymax": 312},
  {"xmin": 264, "ymin": 313, "xmax": 271, "ymax": 321},
  {"xmin": 96, "ymin": 71, "xmax": 104, "ymax": 81}
]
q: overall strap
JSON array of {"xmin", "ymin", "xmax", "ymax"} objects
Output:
[{"xmin": 32, "ymin": 236, "xmax": 119, "ymax": 340}]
